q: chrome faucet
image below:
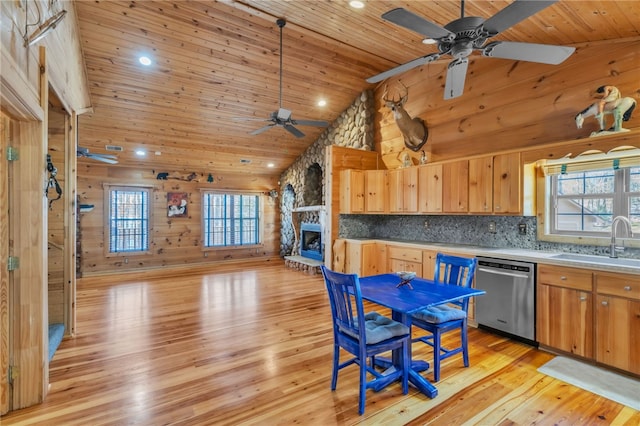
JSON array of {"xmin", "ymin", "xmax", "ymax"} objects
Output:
[{"xmin": 610, "ymin": 216, "xmax": 633, "ymax": 258}]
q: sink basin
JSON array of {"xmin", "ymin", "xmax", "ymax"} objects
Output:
[{"xmin": 550, "ymin": 253, "xmax": 640, "ymax": 268}]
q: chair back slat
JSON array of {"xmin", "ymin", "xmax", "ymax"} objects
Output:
[
  {"xmin": 433, "ymin": 253, "xmax": 478, "ymax": 309},
  {"xmin": 321, "ymin": 266, "xmax": 366, "ymax": 342}
]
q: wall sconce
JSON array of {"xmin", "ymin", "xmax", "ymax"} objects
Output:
[
  {"xmin": 24, "ymin": 9, "xmax": 67, "ymax": 47},
  {"xmin": 268, "ymin": 189, "xmax": 279, "ymax": 199}
]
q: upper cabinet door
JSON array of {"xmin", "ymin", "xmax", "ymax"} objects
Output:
[
  {"xmin": 443, "ymin": 160, "xmax": 469, "ymax": 213},
  {"xmin": 418, "ymin": 164, "xmax": 443, "ymax": 213},
  {"xmin": 493, "ymin": 152, "xmax": 521, "ymax": 214},
  {"xmin": 468, "ymin": 156, "xmax": 493, "ymax": 214},
  {"xmin": 365, "ymin": 170, "xmax": 387, "ymax": 213},
  {"xmin": 339, "ymin": 169, "xmax": 365, "ymax": 213}
]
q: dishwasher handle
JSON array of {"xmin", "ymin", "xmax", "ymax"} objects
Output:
[{"xmin": 477, "ymin": 266, "xmax": 530, "ymax": 279}]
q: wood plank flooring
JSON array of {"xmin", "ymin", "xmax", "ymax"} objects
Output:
[{"xmin": 2, "ymin": 261, "xmax": 639, "ymax": 425}]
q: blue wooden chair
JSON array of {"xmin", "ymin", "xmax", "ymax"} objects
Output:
[
  {"xmin": 320, "ymin": 266, "xmax": 410, "ymax": 415},
  {"xmin": 411, "ymin": 253, "xmax": 478, "ymax": 382}
]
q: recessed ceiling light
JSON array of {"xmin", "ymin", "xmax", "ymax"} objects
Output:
[
  {"xmin": 317, "ymin": 99, "xmax": 327, "ymax": 107},
  {"xmin": 349, "ymin": 1, "xmax": 364, "ymax": 9},
  {"xmin": 135, "ymin": 150, "xmax": 146, "ymax": 156},
  {"xmin": 267, "ymin": 163, "xmax": 275, "ymax": 168},
  {"xmin": 139, "ymin": 56, "xmax": 152, "ymax": 66}
]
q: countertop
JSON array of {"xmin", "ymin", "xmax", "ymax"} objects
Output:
[{"xmin": 342, "ymin": 238, "xmax": 640, "ymax": 275}]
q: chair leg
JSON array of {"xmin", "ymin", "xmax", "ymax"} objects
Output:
[
  {"xmin": 433, "ymin": 329, "xmax": 442, "ymax": 382},
  {"xmin": 359, "ymin": 355, "xmax": 367, "ymax": 415},
  {"xmin": 331, "ymin": 344, "xmax": 339, "ymax": 390},
  {"xmin": 461, "ymin": 322, "xmax": 469, "ymax": 368}
]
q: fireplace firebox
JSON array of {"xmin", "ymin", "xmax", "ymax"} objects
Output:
[{"xmin": 300, "ymin": 223, "xmax": 322, "ymax": 261}]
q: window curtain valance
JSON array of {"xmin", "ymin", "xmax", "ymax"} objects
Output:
[{"xmin": 541, "ymin": 147, "xmax": 640, "ymax": 176}]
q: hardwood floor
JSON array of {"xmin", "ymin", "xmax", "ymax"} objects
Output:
[{"xmin": 2, "ymin": 261, "xmax": 639, "ymax": 425}]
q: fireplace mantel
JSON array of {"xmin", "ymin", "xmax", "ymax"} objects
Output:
[{"xmin": 292, "ymin": 205, "xmax": 325, "ymax": 213}]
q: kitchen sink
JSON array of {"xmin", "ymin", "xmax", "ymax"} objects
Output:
[{"xmin": 550, "ymin": 253, "xmax": 640, "ymax": 268}]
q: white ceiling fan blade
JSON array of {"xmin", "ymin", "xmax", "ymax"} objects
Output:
[
  {"xmin": 482, "ymin": 0, "xmax": 557, "ymax": 36},
  {"xmin": 88, "ymin": 155, "xmax": 119, "ymax": 164},
  {"xmin": 367, "ymin": 53, "xmax": 440, "ymax": 84},
  {"xmin": 283, "ymin": 124, "xmax": 305, "ymax": 138},
  {"xmin": 382, "ymin": 8, "xmax": 453, "ymax": 40},
  {"xmin": 250, "ymin": 124, "xmax": 275, "ymax": 136},
  {"xmin": 293, "ymin": 119, "xmax": 329, "ymax": 127},
  {"xmin": 277, "ymin": 108, "xmax": 292, "ymax": 121},
  {"xmin": 482, "ymin": 41, "xmax": 575, "ymax": 65},
  {"xmin": 444, "ymin": 58, "xmax": 468, "ymax": 100}
]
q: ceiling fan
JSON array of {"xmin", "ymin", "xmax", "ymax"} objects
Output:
[
  {"xmin": 236, "ymin": 18, "xmax": 328, "ymax": 138},
  {"xmin": 367, "ymin": 0, "xmax": 575, "ymax": 100},
  {"xmin": 77, "ymin": 147, "xmax": 118, "ymax": 164}
]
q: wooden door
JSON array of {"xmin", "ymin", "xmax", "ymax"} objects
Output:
[
  {"xmin": 493, "ymin": 152, "xmax": 521, "ymax": 214},
  {"xmin": 365, "ymin": 170, "xmax": 387, "ymax": 213},
  {"xmin": 596, "ymin": 295, "xmax": 640, "ymax": 374},
  {"xmin": 537, "ymin": 284, "xmax": 594, "ymax": 358},
  {"xmin": 468, "ymin": 156, "xmax": 493, "ymax": 213},
  {"xmin": 443, "ymin": 160, "xmax": 469, "ymax": 213},
  {"xmin": 418, "ymin": 164, "xmax": 443, "ymax": 213}
]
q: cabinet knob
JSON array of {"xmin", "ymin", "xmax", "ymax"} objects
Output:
[
  {"xmin": 560, "ymin": 276, "xmax": 567, "ymax": 280},
  {"xmin": 624, "ymin": 285, "xmax": 631, "ymax": 291},
  {"xmin": 601, "ymin": 300, "xmax": 608, "ymax": 306},
  {"xmin": 579, "ymin": 295, "xmax": 587, "ymax": 301}
]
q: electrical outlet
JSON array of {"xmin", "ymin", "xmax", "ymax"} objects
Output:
[
  {"xmin": 424, "ymin": 220, "xmax": 429, "ymax": 230},
  {"xmin": 488, "ymin": 221, "xmax": 497, "ymax": 233},
  {"xmin": 518, "ymin": 223, "xmax": 527, "ymax": 235}
]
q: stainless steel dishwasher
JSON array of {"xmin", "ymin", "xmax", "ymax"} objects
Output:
[{"xmin": 475, "ymin": 256, "xmax": 536, "ymax": 344}]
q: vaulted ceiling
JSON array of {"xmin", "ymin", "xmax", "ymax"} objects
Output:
[{"xmin": 74, "ymin": 0, "xmax": 640, "ymax": 178}]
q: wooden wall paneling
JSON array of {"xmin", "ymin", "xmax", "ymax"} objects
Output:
[
  {"xmin": 64, "ymin": 112, "xmax": 77, "ymax": 336},
  {"xmin": 78, "ymin": 165, "xmax": 281, "ymax": 274},
  {"xmin": 374, "ymin": 41, "xmax": 639, "ymax": 166},
  {"xmin": 0, "ymin": 113, "xmax": 10, "ymax": 415}
]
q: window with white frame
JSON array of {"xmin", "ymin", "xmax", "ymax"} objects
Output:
[
  {"xmin": 545, "ymin": 151, "xmax": 640, "ymax": 237},
  {"xmin": 202, "ymin": 192, "xmax": 261, "ymax": 247},
  {"xmin": 105, "ymin": 185, "xmax": 152, "ymax": 253}
]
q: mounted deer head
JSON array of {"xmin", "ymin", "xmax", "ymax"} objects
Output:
[{"xmin": 382, "ymin": 81, "xmax": 429, "ymax": 152}]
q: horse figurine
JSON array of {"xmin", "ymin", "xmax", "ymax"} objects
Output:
[{"xmin": 575, "ymin": 96, "xmax": 636, "ymax": 136}]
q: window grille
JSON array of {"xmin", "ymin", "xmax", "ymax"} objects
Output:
[
  {"xmin": 107, "ymin": 187, "xmax": 151, "ymax": 252},
  {"xmin": 203, "ymin": 192, "xmax": 260, "ymax": 247}
]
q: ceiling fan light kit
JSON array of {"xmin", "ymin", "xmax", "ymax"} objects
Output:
[
  {"xmin": 236, "ymin": 18, "xmax": 328, "ymax": 138},
  {"xmin": 368, "ymin": 0, "xmax": 575, "ymax": 99}
]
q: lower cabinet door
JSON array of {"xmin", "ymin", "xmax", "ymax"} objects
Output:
[
  {"xmin": 596, "ymin": 295, "xmax": 640, "ymax": 374},
  {"xmin": 537, "ymin": 284, "xmax": 593, "ymax": 358}
]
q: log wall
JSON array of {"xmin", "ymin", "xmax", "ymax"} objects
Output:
[
  {"xmin": 77, "ymin": 165, "xmax": 281, "ymax": 275},
  {"xmin": 375, "ymin": 41, "xmax": 639, "ymax": 168}
]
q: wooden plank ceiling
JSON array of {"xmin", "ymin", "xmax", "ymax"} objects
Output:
[{"xmin": 73, "ymin": 0, "xmax": 640, "ymax": 177}]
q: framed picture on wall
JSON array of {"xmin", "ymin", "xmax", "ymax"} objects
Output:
[{"xmin": 167, "ymin": 192, "xmax": 188, "ymax": 217}]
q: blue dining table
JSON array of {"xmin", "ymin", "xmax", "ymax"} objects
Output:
[{"xmin": 358, "ymin": 273, "xmax": 486, "ymax": 398}]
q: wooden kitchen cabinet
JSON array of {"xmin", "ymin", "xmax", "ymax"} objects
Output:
[
  {"xmin": 468, "ymin": 156, "xmax": 493, "ymax": 213},
  {"xmin": 340, "ymin": 169, "xmax": 365, "ymax": 213},
  {"xmin": 422, "ymin": 249, "xmax": 437, "ymax": 279},
  {"xmin": 493, "ymin": 152, "xmax": 521, "ymax": 214},
  {"xmin": 364, "ymin": 169, "xmax": 387, "ymax": 213},
  {"xmin": 387, "ymin": 245, "xmax": 422, "ymax": 276},
  {"xmin": 344, "ymin": 241, "xmax": 382, "ymax": 276},
  {"xmin": 388, "ymin": 167, "xmax": 418, "ymax": 213},
  {"xmin": 537, "ymin": 264, "xmax": 594, "ymax": 358},
  {"xmin": 594, "ymin": 272, "xmax": 640, "ymax": 374},
  {"xmin": 418, "ymin": 163, "xmax": 443, "ymax": 213},
  {"xmin": 443, "ymin": 159, "xmax": 469, "ymax": 213}
]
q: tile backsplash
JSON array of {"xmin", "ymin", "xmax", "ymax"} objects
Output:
[{"xmin": 338, "ymin": 215, "xmax": 640, "ymax": 259}]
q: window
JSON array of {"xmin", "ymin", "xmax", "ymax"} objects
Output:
[
  {"xmin": 548, "ymin": 166, "xmax": 640, "ymax": 237},
  {"xmin": 202, "ymin": 192, "xmax": 261, "ymax": 247},
  {"xmin": 105, "ymin": 185, "xmax": 151, "ymax": 253}
]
